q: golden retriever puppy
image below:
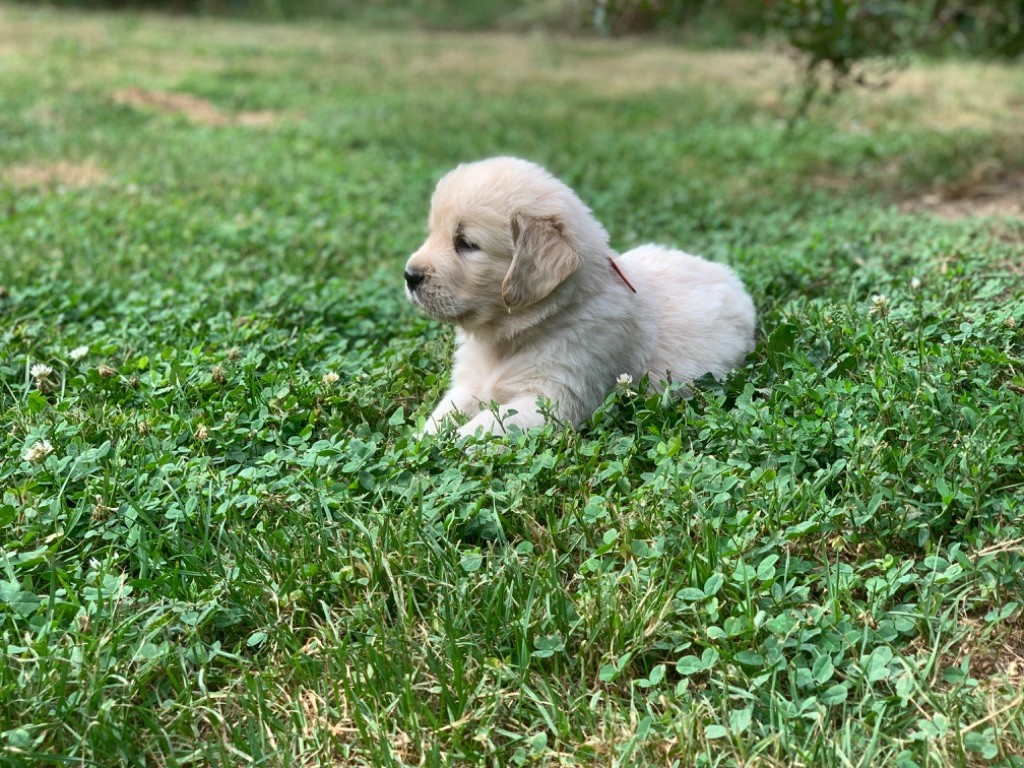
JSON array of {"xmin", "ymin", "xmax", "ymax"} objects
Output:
[{"xmin": 405, "ymin": 156, "xmax": 756, "ymax": 437}]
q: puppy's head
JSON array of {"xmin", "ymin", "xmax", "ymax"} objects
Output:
[{"xmin": 405, "ymin": 157, "xmax": 606, "ymax": 329}]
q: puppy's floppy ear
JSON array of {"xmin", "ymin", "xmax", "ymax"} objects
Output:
[{"xmin": 502, "ymin": 213, "xmax": 582, "ymax": 312}]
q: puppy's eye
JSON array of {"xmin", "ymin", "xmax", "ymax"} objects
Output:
[{"xmin": 454, "ymin": 233, "xmax": 478, "ymax": 254}]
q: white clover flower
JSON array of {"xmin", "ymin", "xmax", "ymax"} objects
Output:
[
  {"xmin": 322, "ymin": 371, "xmax": 340, "ymax": 386},
  {"xmin": 70, "ymin": 345, "xmax": 89, "ymax": 360},
  {"xmin": 23, "ymin": 439, "xmax": 54, "ymax": 463},
  {"xmin": 910, "ymin": 277, "xmax": 922, "ymax": 291},
  {"xmin": 869, "ymin": 294, "xmax": 889, "ymax": 316},
  {"xmin": 615, "ymin": 373, "xmax": 637, "ymax": 396},
  {"xmin": 194, "ymin": 424, "xmax": 209, "ymax": 441},
  {"xmin": 30, "ymin": 363, "xmax": 53, "ymax": 380}
]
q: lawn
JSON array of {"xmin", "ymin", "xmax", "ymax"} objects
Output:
[{"xmin": 1, "ymin": 5, "xmax": 1023, "ymax": 766}]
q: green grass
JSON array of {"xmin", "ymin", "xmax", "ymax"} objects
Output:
[{"xmin": 2, "ymin": 5, "xmax": 1024, "ymax": 767}]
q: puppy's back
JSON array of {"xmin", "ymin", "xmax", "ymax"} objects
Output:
[{"xmin": 618, "ymin": 245, "xmax": 755, "ymax": 384}]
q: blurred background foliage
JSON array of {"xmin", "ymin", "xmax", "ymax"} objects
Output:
[{"xmin": 24, "ymin": 1, "xmax": 1024, "ymax": 103}]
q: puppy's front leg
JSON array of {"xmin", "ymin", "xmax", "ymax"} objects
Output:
[
  {"xmin": 423, "ymin": 387, "xmax": 481, "ymax": 434},
  {"xmin": 457, "ymin": 395, "xmax": 548, "ymax": 438}
]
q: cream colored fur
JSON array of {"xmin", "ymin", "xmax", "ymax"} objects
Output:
[{"xmin": 405, "ymin": 156, "xmax": 756, "ymax": 438}]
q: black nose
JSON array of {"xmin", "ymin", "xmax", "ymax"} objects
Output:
[{"xmin": 404, "ymin": 269, "xmax": 425, "ymax": 291}]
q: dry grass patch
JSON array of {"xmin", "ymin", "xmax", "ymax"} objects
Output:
[
  {"xmin": 111, "ymin": 87, "xmax": 280, "ymax": 128},
  {"xmin": 866, "ymin": 62, "xmax": 1024, "ymax": 133},
  {"xmin": 0, "ymin": 6, "xmax": 106, "ymax": 59},
  {"xmin": 399, "ymin": 40, "xmax": 792, "ymax": 98},
  {"xmin": 3, "ymin": 160, "xmax": 106, "ymax": 189}
]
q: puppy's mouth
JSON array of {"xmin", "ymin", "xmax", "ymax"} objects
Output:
[{"xmin": 407, "ymin": 289, "xmax": 474, "ymax": 325}]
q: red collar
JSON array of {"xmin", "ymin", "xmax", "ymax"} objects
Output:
[{"xmin": 608, "ymin": 257, "xmax": 637, "ymax": 293}]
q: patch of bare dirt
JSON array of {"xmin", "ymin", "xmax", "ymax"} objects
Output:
[
  {"xmin": 943, "ymin": 611, "xmax": 1024, "ymax": 720},
  {"xmin": 902, "ymin": 606, "xmax": 1024, "ymax": 765},
  {"xmin": 902, "ymin": 171, "xmax": 1024, "ymax": 220},
  {"xmin": 112, "ymin": 87, "xmax": 279, "ymax": 128},
  {"xmin": 946, "ymin": 568, "xmax": 1024, "ymax": 690},
  {"xmin": 967, "ymin": 619, "xmax": 1024, "ymax": 687},
  {"xmin": 3, "ymin": 160, "xmax": 106, "ymax": 189}
]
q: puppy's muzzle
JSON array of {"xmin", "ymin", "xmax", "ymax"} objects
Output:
[{"xmin": 404, "ymin": 269, "xmax": 426, "ymax": 292}]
